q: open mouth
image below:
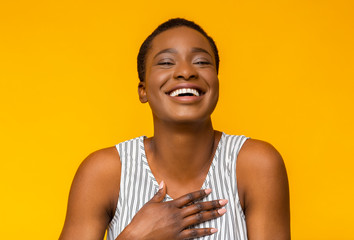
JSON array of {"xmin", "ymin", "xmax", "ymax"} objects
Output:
[{"xmin": 168, "ymin": 88, "xmax": 203, "ymax": 97}]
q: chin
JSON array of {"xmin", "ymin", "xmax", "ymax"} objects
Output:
[
  {"xmin": 152, "ymin": 102, "xmax": 218, "ymax": 125},
  {"xmin": 165, "ymin": 112, "xmax": 213, "ymax": 124}
]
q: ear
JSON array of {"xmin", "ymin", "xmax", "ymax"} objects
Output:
[{"xmin": 138, "ymin": 81, "xmax": 148, "ymax": 103}]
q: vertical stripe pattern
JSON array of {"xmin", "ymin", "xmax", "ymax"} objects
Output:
[{"xmin": 107, "ymin": 133, "xmax": 249, "ymax": 240}]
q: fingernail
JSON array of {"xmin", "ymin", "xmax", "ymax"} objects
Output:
[
  {"xmin": 159, "ymin": 181, "xmax": 164, "ymax": 190},
  {"xmin": 210, "ymin": 228, "xmax": 218, "ymax": 233},
  {"xmin": 204, "ymin": 188, "xmax": 212, "ymax": 194},
  {"xmin": 218, "ymin": 208, "xmax": 227, "ymax": 215},
  {"xmin": 219, "ymin": 199, "xmax": 228, "ymax": 206}
]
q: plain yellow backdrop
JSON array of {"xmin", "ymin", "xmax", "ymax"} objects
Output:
[{"xmin": 1, "ymin": 0, "xmax": 353, "ymax": 239}]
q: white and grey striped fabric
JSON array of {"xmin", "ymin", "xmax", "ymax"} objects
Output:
[{"xmin": 107, "ymin": 133, "xmax": 249, "ymax": 240}]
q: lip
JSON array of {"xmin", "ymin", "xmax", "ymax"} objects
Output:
[{"xmin": 165, "ymin": 83, "xmax": 206, "ymax": 96}]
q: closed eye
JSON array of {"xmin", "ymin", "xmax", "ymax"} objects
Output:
[
  {"xmin": 194, "ymin": 61, "xmax": 211, "ymax": 65},
  {"xmin": 157, "ymin": 58, "xmax": 175, "ymax": 66},
  {"xmin": 193, "ymin": 57, "xmax": 212, "ymax": 65},
  {"xmin": 158, "ymin": 62, "xmax": 174, "ymax": 65}
]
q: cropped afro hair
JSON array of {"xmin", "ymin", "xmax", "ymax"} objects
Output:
[{"xmin": 137, "ymin": 18, "xmax": 219, "ymax": 82}]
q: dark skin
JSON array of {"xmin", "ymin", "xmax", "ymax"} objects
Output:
[{"xmin": 60, "ymin": 27, "xmax": 290, "ymax": 240}]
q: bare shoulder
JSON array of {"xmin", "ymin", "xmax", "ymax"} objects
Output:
[
  {"xmin": 237, "ymin": 139, "xmax": 288, "ymax": 199},
  {"xmin": 60, "ymin": 146, "xmax": 121, "ymax": 239},
  {"xmin": 77, "ymin": 146, "xmax": 121, "ymax": 181},
  {"xmin": 73, "ymin": 146, "xmax": 121, "ymax": 215},
  {"xmin": 237, "ymin": 139, "xmax": 290, "ymax": 239},
  {"xmin": 238, "ymin": 139, "xmax": 286, "ymax": 174}
]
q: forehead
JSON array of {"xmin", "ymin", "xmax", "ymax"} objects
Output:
[{"xmin": 148, "ymin": 26, "xmax": 214, "ymax": 58}]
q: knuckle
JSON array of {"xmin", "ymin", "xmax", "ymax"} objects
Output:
[
  {"xmin": 172, "ymin": 220, "xmax": 181, "ymax": 229},
  {"xmin": 196, "ymin": 213, "xmax": 203, "ymax": 222},
  {"xmin": 198, "ymin": 190, "xmax": 206, "ymax": 197},
  {"xmin": 171, "ymin": 211, "xmax": 181, "ymax": 220},
  {"xmin": 159, "ymin": 203, "xmax": 169, "ymax": 212},
  {"xmin": 211, "ymin": 200, "xmax": 218, "ymax": 208},
  {"xmin": 195, "ymin": 203, "xmax": 203, "ymax": 211},
  {"xmin": 211, "ymin": 210, "xmax": 218, "ymax": 218},
  {"xmin": 166, "ymin": 202, "xmax": 174, "ymax": 209},
  {"xmin": 170, "ymin": 201, "xmax": 178, "ymax": 208},
  {"xmin": 154, "ymin": 191, "xmax": 162, "ymax": 198},
  {"xmin": 190, "ymin": 229, "xmax": 198, "ymax": 237},
  {"xmin": 204, "ymin": 228, "xmax": 211, "ymax": 235},
  {"xmin": 186, "ymin": 193, "xmax": 193, "ymax": 201}
]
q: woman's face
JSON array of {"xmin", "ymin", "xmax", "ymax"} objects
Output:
[{"xmin": 139, "ymin": 26, "xmax": 219, "ymax": 124}]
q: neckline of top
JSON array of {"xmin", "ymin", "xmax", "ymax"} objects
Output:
[{"xmin": 139, "ymin": 132, "xmax": 225, "ymax": 200}]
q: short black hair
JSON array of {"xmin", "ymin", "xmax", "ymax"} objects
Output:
[{"xmin": 137, "ymin": 18, "xmax": 220, "ymax": 82}]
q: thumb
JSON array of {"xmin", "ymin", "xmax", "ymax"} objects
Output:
[{"xmin": 150, "ymin": 181, "xmax": 166, "ymax": 203}]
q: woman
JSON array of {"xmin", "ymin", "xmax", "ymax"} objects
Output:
[{"xmin": 60, "ymin": 18, "xmax": 290, "ymax": 240}]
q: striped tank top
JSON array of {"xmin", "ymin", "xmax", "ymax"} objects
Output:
[{"xmin": 107, "ymin": 133, "xmax": 249, "ymax": 240}]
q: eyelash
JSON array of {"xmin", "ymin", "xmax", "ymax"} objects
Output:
[
  {"xmin": 156, "ymin": 60, "xmax": 211, "ymax": 66},
  {"xmin": 158, "ymin": 61, "xmax": 174, "ymax": 65},
  {"xmin": 194, "ymin": 61, "xmax": 210, "ymax": 65}
]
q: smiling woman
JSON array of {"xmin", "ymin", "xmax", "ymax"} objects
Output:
[
  {"xmin": 139, "ymin": 26, "xmax": 219, "ymax": 124},
  {"xmin": 59, "ymin": 18, "xmax": 290, "ymax": 240}
]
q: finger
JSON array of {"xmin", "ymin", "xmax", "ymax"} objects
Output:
[
  {"xmin": 150, "ymin": 181, "xmax": 167, "ymax": 203},
  {"xmin": 178, "ymin": 228, "xmax": 218, "ymax": 239},
  {"xmin": 181, "ymin": 199, "xmax": 228, "ymax": 217},
  {"xmin": 173, "ymin": 189, "xmax": 212, "ymax": 208},
  {"xmin": 182, "ymin": 208, "xmax": 227, "ymax": 228}
]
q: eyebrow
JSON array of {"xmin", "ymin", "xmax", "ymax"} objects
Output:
[
  {"xmin": 153, "ymin": 47, "xmax": 212, "ymax": 59},
  {"xmin": 153, "ymin": 48, "xmax": 177, "ymax": 59},
  {"xmin": 191, "ymin": 47, "xmax": 212, "ymax": 57}
]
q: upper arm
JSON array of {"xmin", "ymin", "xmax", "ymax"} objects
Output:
[
  {"xmin": 59, "ymin": 147, "xmax": 121, "ymax": 240},
  {"xmin": 237, "ymin": 139, "xmax": 290, "ymax": 240}
]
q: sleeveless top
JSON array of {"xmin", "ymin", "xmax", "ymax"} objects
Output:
[{"xmin": 107, "ymin": 133, "xmax": 249, "ymax": 240}]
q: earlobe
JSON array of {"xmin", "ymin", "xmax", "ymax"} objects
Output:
[{"xmin": 138, "ymin": 82, "xmax": 148, "ymax": 103}]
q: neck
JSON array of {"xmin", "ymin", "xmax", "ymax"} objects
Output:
[{"xmin": 146, "ymin": 117, "xmax": 220, "ymax": 185}]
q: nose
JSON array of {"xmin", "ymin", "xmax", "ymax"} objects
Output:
[{"xmin": 173, "ymin": 61, "xmax": 198, "ymax": 80}]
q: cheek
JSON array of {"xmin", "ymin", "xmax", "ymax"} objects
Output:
[
  {"xmin": 212, "ymin": 81, "xmax": 219, "ymax": 104},
  {"xmin": 145, "ymin": 71, "xmax": 171, "ymax": 96},
  {"xmin": 209, "ymin": 76, "xmax": 219, "ymax": 104},
  {"xmin": 213, "ymin": 78, "xmax": 219, "ymax": 90},
  {"xmin": 206, "ymin": 74, "xmax": 219, "ymax": 93}
]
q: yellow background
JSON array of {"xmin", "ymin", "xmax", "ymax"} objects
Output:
[{"xmin": 1, "ymin": 0, "xmax": 353, "ymax": 239}]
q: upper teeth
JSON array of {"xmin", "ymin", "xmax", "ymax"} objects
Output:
[{"xmin": 169, "ymin": 88, "xmax": 200, "ymax": 97}]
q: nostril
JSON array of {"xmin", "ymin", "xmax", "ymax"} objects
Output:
[{"xmin": 176, "ymin": 74, "xmax": 197, "ymax": 80}]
